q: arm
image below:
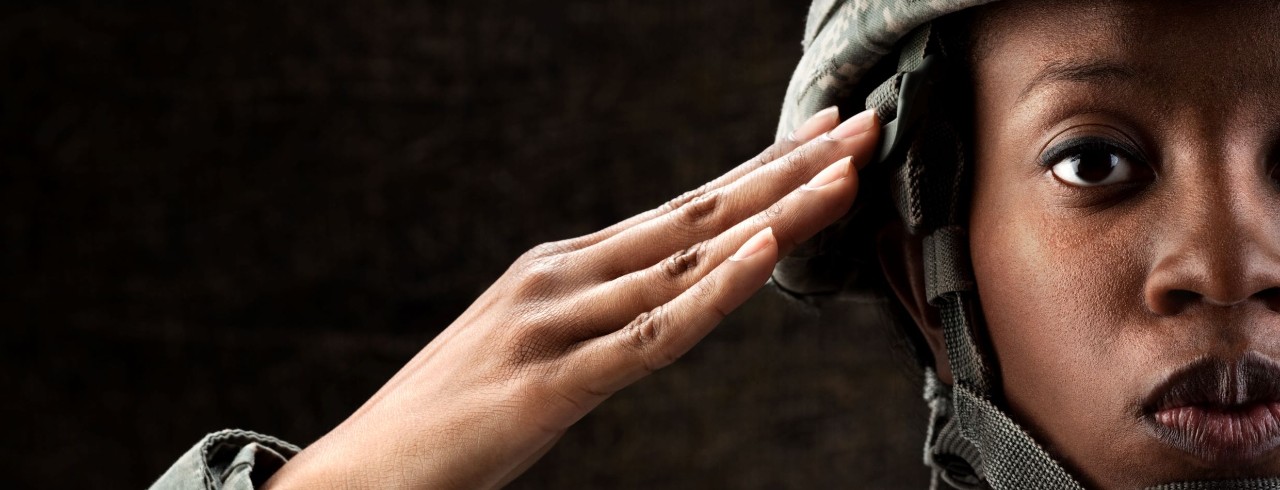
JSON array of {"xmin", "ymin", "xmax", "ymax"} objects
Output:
[{"xmin": 245, "ymin": 108, "xmax": 879, "ymax": 489}]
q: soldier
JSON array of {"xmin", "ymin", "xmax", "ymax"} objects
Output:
[{"xmin": 153, "ymin": 1, "xmax": 1280, "ymax": 488}]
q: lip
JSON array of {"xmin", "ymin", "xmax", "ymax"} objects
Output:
[{"xmin": 1142, "ymin": 353, "xmax": 1280, "ymax": 466}]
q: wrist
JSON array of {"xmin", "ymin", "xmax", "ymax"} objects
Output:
[{"xmin": 260, "ymin": 434, "xmax": 372, "ymax": 489}]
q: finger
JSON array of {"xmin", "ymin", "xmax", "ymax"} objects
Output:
[
  {"xmin": 698, "ymin": 105, "xmax": 843, "ymax": 191},
  {"xmin": 590, "ymin": 153, "xmax": 861, "ymax": 326},
  {"xmin": 546, "ymin": 106, "xmax": 840, "ymax": 252},
  {"xmin": 585, "ymin": 110, "xmax": 878, "ymax": 278},
  {"xmin": 569, "ymin": 227, "xmax": 778, "ymax": 395}
]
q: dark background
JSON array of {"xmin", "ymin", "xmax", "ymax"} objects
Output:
[{"xmin": 3, "ymin": 1, "xmax": 929, "ymax": 487}]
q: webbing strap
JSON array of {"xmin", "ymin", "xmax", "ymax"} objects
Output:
[
  {"xmin": 935, "ymin": 292, "xmax": 1085, "ymax": 489},
  {"xmin": 923, "ymin": 368, "xmax": 987, "ymax": 490},
  {"xmin": 868, "ymin": 25, "xmax": 943, "ymax": 234},
  {"xmin": 952, "ymin": 380, "xmax": 1084, "ymax": 490},
  {"xmin": 923, "ymin": 226, "xmax": 975, "ymax": 306},
  {"xmin": 870, "ymin": 60, "xmax": 940, "ymax": 175},
  {"xmin": 867, "ymin": 73, "xmax": 904, "ymax": 123},
  {"xmin": 898, "ymin": 24, "xmax": 932, "ymax": 72},
  {"xmin": 894, "ymin": 22, "xmax": 1081, "ymax": 487},
  {"xmin": 937, "ymin": 292, "xmax": 991, "ymax": 413},
  {"xmin": 866, "ymin": 24, "xmax": 931, "ymax": 122}
]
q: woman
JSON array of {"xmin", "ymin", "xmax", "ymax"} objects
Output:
[{"xmin": 152, "ymin": 0, "xmax": 1280, "ymax": 488}]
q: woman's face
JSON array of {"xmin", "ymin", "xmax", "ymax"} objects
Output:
[{"xmin": 964, "ymin": 0, "xmax": 1280, "ymax": 487}]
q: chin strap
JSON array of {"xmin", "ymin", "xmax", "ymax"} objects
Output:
[
  {"xmin": 874, "ymin": 24, "xmax": 1083, "ymax": 490},
  {"xmin": 923, "ymin": 368, "xmax": 986, "ymax": 490}
]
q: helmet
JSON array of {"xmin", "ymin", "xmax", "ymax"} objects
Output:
[{"xmin": 773, "ymin": 2, "xmax": 1280, "ymax": 488}]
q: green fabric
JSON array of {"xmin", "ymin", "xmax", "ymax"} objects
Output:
[
  {"xmin": 776, "ymin": 0, "xmax": 996, "ymax": 139},
  {"xmin": 148, "ymin": 429, "xmax": 299, "ymax": 490}
]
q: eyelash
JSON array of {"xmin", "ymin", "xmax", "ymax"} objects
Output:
[
  {"xmin": 1038, "ymin": 136, "xmax": 1144, "ymax": 170},
  {"xmin": 1037, "ymin": 135, "xmax": 1155, "ymax": 191}
]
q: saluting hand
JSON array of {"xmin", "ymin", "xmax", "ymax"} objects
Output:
[{"xmin": 264, "ymin": 107, "xmax": 880, "ymax": 489}]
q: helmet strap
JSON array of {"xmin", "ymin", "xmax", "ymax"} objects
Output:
[{"xmin": 872, "ymin": 23, "xmax": 1086, "ymax": 489}]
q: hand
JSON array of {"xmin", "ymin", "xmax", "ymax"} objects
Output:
[{"xmin": 263, "ymin": 107, "xmax": 880, "ymax": 489}]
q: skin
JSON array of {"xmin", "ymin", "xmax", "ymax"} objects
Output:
[
  {"xmin": 890, "ymin": 1, "xmax": 1280, "ymax": 488},
  {"xmin": 262, "ymin": 107, "xmax": 883, "ymax": 488}
]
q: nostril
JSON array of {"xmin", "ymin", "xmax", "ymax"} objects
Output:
[
  {"xmin": 1261, "ymin": 288, "xmax": 1280, "ymax": 311},
  {"xmin": 1152, "ymin": 289, "xmax": 1201, "ymax": 315},
  {"xmin": 1169, "ymin": 290, "xmax": 1200, "ymax": 304}
]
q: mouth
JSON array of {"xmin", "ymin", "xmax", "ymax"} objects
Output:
[{"xmin": 1143, "ymin": 353, "xmax": 1280, "ymax": 466}]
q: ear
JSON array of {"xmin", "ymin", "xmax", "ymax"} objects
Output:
[{"xmin": 876, "ymin": 222, "xmax": 953, "ymax": 385}]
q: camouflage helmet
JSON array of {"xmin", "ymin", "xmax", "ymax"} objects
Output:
[
  {"xmin": 773, "ymin": 0, "xmax": 993, "ymax": 302},
  {"xmin": 775, "ymin": 2, "xmax": 1280, "ymax": 489}
]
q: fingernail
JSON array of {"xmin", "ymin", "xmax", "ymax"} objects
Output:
[
  {"xmin": 826, "ymin": 109, "xmax": 876, "ymax": 140},
  {"xmin": 731, "ymin": 227, "xmax": 774, "ymax": 261},
  {"xmin": 788, "ymin": 106, "xmax": 839, "ymax": 142},
  {"xmin": 804, "ymin": 156, "xmax": 851, "ymax": 189}
]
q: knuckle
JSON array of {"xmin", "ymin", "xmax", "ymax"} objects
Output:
[
  {"xmin": 624, "ymin": 310, "xmax": 675, "ymax": 368},
  {"xmin": 520, "ymin": 241, "xmax": 570, "ymax": 263},
  {"xmin": 623, "ymin": 308, "xmax": 662, "ymax": 351},
  {"xmin": 781, "ymin": 141, "xmax": 835, "ymax": 176},
  {"xmin": 660, "ymin": 183, "xmax": 709, "ymax": 214},
  {"xmin": 513, "ymin": 253, "xmax": 573, "ymax": 300},
  {"xmin": 622, "ymin": 307, "xmax": 682, "ymax": 373},
  {"xmin": 673, "ymin": 191, "xmax": 721, "ymax": 234},
  {"xmin": 762, "ymin": 199, "xmax": 787, "ymax": 220},
  {"xmin": 752, "ymin": 141, "xmax": 789, "ymax": 168},
  {"xmin": 778, "ymin": 144, "xmax": 810, "ymax": 172},
  {"xmin": 661, "ymin": 241, "xmax": 706, "ymax": 285}
]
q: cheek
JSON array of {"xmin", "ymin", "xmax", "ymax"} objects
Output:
[
  {"xmin": 968, "ymin": 165, "xmax": 1158, "ymax": 479},
  {"xmin": 971, "ymin": 186, "xmax": 1147, "ymax": 358}
]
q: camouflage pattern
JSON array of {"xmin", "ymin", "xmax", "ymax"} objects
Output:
[
  {"xmin": 773, "ymin": 0, "xmax": 1000, "ymax": 302},
  {"xmin": 777, "ymin": 0, "xmax": 998, "ymax": 139},
  {"xmin": 771, "ymin": 0, "xmax": 1001, "ymax": 302}
]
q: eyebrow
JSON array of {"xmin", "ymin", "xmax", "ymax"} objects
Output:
[{"xmin": 1016, "ymin": 59, "xmax": 1138, "ymax": 104}]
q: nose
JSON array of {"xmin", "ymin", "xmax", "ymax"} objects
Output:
[{"xmin": 1143, "ymin": 187, "xmax": 1280, "ymax": 315}]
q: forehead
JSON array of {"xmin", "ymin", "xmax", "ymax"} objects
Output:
[
  {"xmin": 971, "ymin": 0, "xmax": 1280, "ymax": 51},
  {"xmin": 968, "ymin": 0, "xmax": 1280, "ymax": 108}
]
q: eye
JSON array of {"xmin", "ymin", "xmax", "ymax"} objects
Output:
[{"xmin": 1042, "ymin": 138, "xmax": 1151, "ymax": 188}]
